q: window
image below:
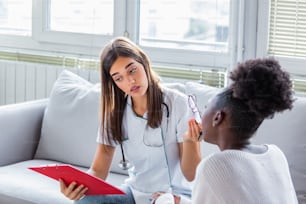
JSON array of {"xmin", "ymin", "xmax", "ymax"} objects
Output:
[
  {"xmin": 139, "ymin": 0, "xmax": 230, "ymax": 52},
  {"xmin": 49, "ymin": 0, "xmax": 113, "ymax": 35},
  {"xmin": 0, "ymin": 0, "xmax": 31, "ymax": 36},
  {"xmin": 269, "ymin": 0, "xmax": 306, "ymax": 59},
  {"xmin": 32, "ymin": 0, "xmax": 118, "ymax": 48},
  {"xmin": 257, "ymin": 0, "xmax": 306, "ymax": 76},
  {"xmin": 1, "ymin": 1, "xmax": 306, "ymax": 95},
  {"xmin": 256, "ymin": 0, "xmax": 306, "ymax": 94},
  {"xmin": 0, "ymin": 0, "xmax": 239, "ymax": 88},
  {"xmin": 136, "ymin": 0, "xmax": 237, "ymax": 73}
]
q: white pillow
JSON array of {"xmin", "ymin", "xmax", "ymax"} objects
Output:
[
  {"xmin": 34, "ymin": 70, "xmax": 100, "ymax": 168},
  {"xmin": 254, "ymin": 96, "xmax": 306, "ymax": 201},
  {"xmin": 185, "ymin": 81, "xmax": 221, "ymax": 114},
  {"xmin": 163, "ymin": 82, "xmax": 186, "ymax": 94},
  {"xmin": 185, "ymin": 82, "xmax": 221, "ymax": 157}
]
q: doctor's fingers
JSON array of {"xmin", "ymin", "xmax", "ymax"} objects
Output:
[
  {"xmin": 67, "ymin": 184, "xmax": 88, "ymax": 200},
  {"xmin": 60, "ymin": 180, "xmax": 88, "ymax": 200},
  {"xmin": 59, "ymin": 179, "xmax": 69, "ymax": 194},
  {"xmin": 69, "ymin": 187, "xmax": 88, "ymax": 201}
]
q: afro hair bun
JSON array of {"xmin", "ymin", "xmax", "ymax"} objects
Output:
[{"xmin": 230, "ymin": 58, "xmax": 294, "ymax": 119}]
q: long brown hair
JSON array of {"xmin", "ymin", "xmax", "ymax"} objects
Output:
[{"xmin": 100, "ymin": 37, "xmax": 163, "ymax": 144}]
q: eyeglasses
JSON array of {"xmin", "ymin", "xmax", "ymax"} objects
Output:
[
  {"xmin": 188, "ymin": 95, "xmax": 202, "ymax": 124},
  {"xmin": 188, "ymin": 95, "xmax": 203, "ymax": 141}
]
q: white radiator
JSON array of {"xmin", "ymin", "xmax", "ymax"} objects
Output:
[{"xmin": 0, "ymin": 60, "xmax": 100, "ymax": 105}]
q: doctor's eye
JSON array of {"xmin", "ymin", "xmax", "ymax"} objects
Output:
[
  {"xmin": 113, "ymin": 76, "xmax": 123, "ymax": 82},
  {"xmin": 129, "ymin": 67, "xmax": 137, "ymax": 74}
]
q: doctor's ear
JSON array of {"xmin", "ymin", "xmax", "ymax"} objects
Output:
[{"xmin": 212, "ymin": 110, "xmax": 225, "ymax": 127}]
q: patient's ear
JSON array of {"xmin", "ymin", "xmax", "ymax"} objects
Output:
[{"xmin": 212, "ymin": 110, "xmax": 225, "ymax": 127}]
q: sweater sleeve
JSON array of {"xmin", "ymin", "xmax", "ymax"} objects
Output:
[{"xmin": 191, "ymin": 157, "xmax": 221, "ymax": 203}]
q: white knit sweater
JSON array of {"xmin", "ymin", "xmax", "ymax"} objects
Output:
[{"xmin": 156, "ymin": 144, "xmax": 298, "ymax": 204}]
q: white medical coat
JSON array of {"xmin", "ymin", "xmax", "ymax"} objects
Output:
[{"xmin": 97, "ymin": 86, "xmax": 193, "ymax": 204}]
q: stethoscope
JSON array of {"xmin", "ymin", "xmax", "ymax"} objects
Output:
[
  {"xmin": 119, "ymin": 102, "xmax": 169, "ymax": 170},
  {"xmin": 118, "ymin": 102, "xmax": 173, "ymax": 191}
]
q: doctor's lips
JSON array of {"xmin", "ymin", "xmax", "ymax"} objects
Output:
[{"xmin": 130, "ymin": 86, "xmax": 140, "ymax": 92}]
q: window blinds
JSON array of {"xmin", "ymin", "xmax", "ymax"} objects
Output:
[{"xmin": 269, "ymin": 0, "xmax": 306, "ymax": 58}]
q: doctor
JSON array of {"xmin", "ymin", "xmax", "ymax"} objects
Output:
[{"xmin": 59, "ymin": 37, "xmax": 201, "ymax": 204}]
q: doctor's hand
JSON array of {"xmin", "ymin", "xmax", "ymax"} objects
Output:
[
  {"xmin": 184, "ymin": 118, "xmax": 202, "ymax": 143},
  {"xmin": 59, "ymin": 179, "xmax": 88, "ymax": 201}
]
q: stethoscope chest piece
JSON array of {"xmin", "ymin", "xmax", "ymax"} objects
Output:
[
  {"xmin": 118, "ymin": 159, "xmax": 132, "ymax": 170},
  {"xmin": 119, "ymin": 143, "xmax": 133, "ymax": 170}
]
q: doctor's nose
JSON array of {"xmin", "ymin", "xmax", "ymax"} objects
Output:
[{"xmin": 129, "ymin": 77, "xmax": 136, "ymax": 84}]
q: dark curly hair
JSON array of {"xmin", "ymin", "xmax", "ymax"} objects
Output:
[{"xmin": 215, "ymin": 58, "xmax": 294, "ymax": 139}]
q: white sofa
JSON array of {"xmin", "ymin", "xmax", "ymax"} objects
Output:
[{"xmin": 0, "ymin": 70, "xmax": 305, "ymax": 204}]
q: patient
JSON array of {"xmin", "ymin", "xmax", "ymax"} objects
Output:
[{"xmin": 152, "ymin": 58, "xmax": 298, "ymax": 204}]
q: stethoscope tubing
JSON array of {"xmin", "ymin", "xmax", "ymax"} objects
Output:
[{"xmin": 118, "ymin": 102, "xmax": 173, "ymax": 190}]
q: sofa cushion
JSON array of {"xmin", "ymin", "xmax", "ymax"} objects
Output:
[
  {"xmin": 0, "ymin": 160, "xmax": 74, "ymax": 204},
  {"xmin": 254, "ymin": 96, "xmax": 306, "ymax": 202},
  {"xmin": 34, "ymin": 70, "xmax": 100, "ymax": 168},
  {"xmin": 185, "ymin": 82, "xmax": 221, "ymax": 155},
  {"xmin": 0, "ymin": 159, "xmax": 127, "ymax": 204},
  {"xmin": 163, "ymin": 82, "xmax": 186, "ymax": 94},
  {"xmin": 185, "ymin": 81, "xmax": 221, "ymax": 108}
]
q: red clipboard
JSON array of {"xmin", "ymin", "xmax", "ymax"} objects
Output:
[{"xmin": 28, "ymin": 164, "xmax": 126, "ymax": 195}]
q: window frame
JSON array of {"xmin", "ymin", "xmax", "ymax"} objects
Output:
[
  {"xmin": 131, "ymin": 0, "xmax": 241, "ymax": 70},
  {"xmin": 32, "ymin": 0, "xmax": 126, "ymax": 47},
  {"xmin": 0, "ymin": 0, "xmax": 243, "ymax": 73}
]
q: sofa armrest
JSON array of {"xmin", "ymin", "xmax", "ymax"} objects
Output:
[{"xmin": 0, "ymin": 99, "xmax": 48, "ymax": 166}]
